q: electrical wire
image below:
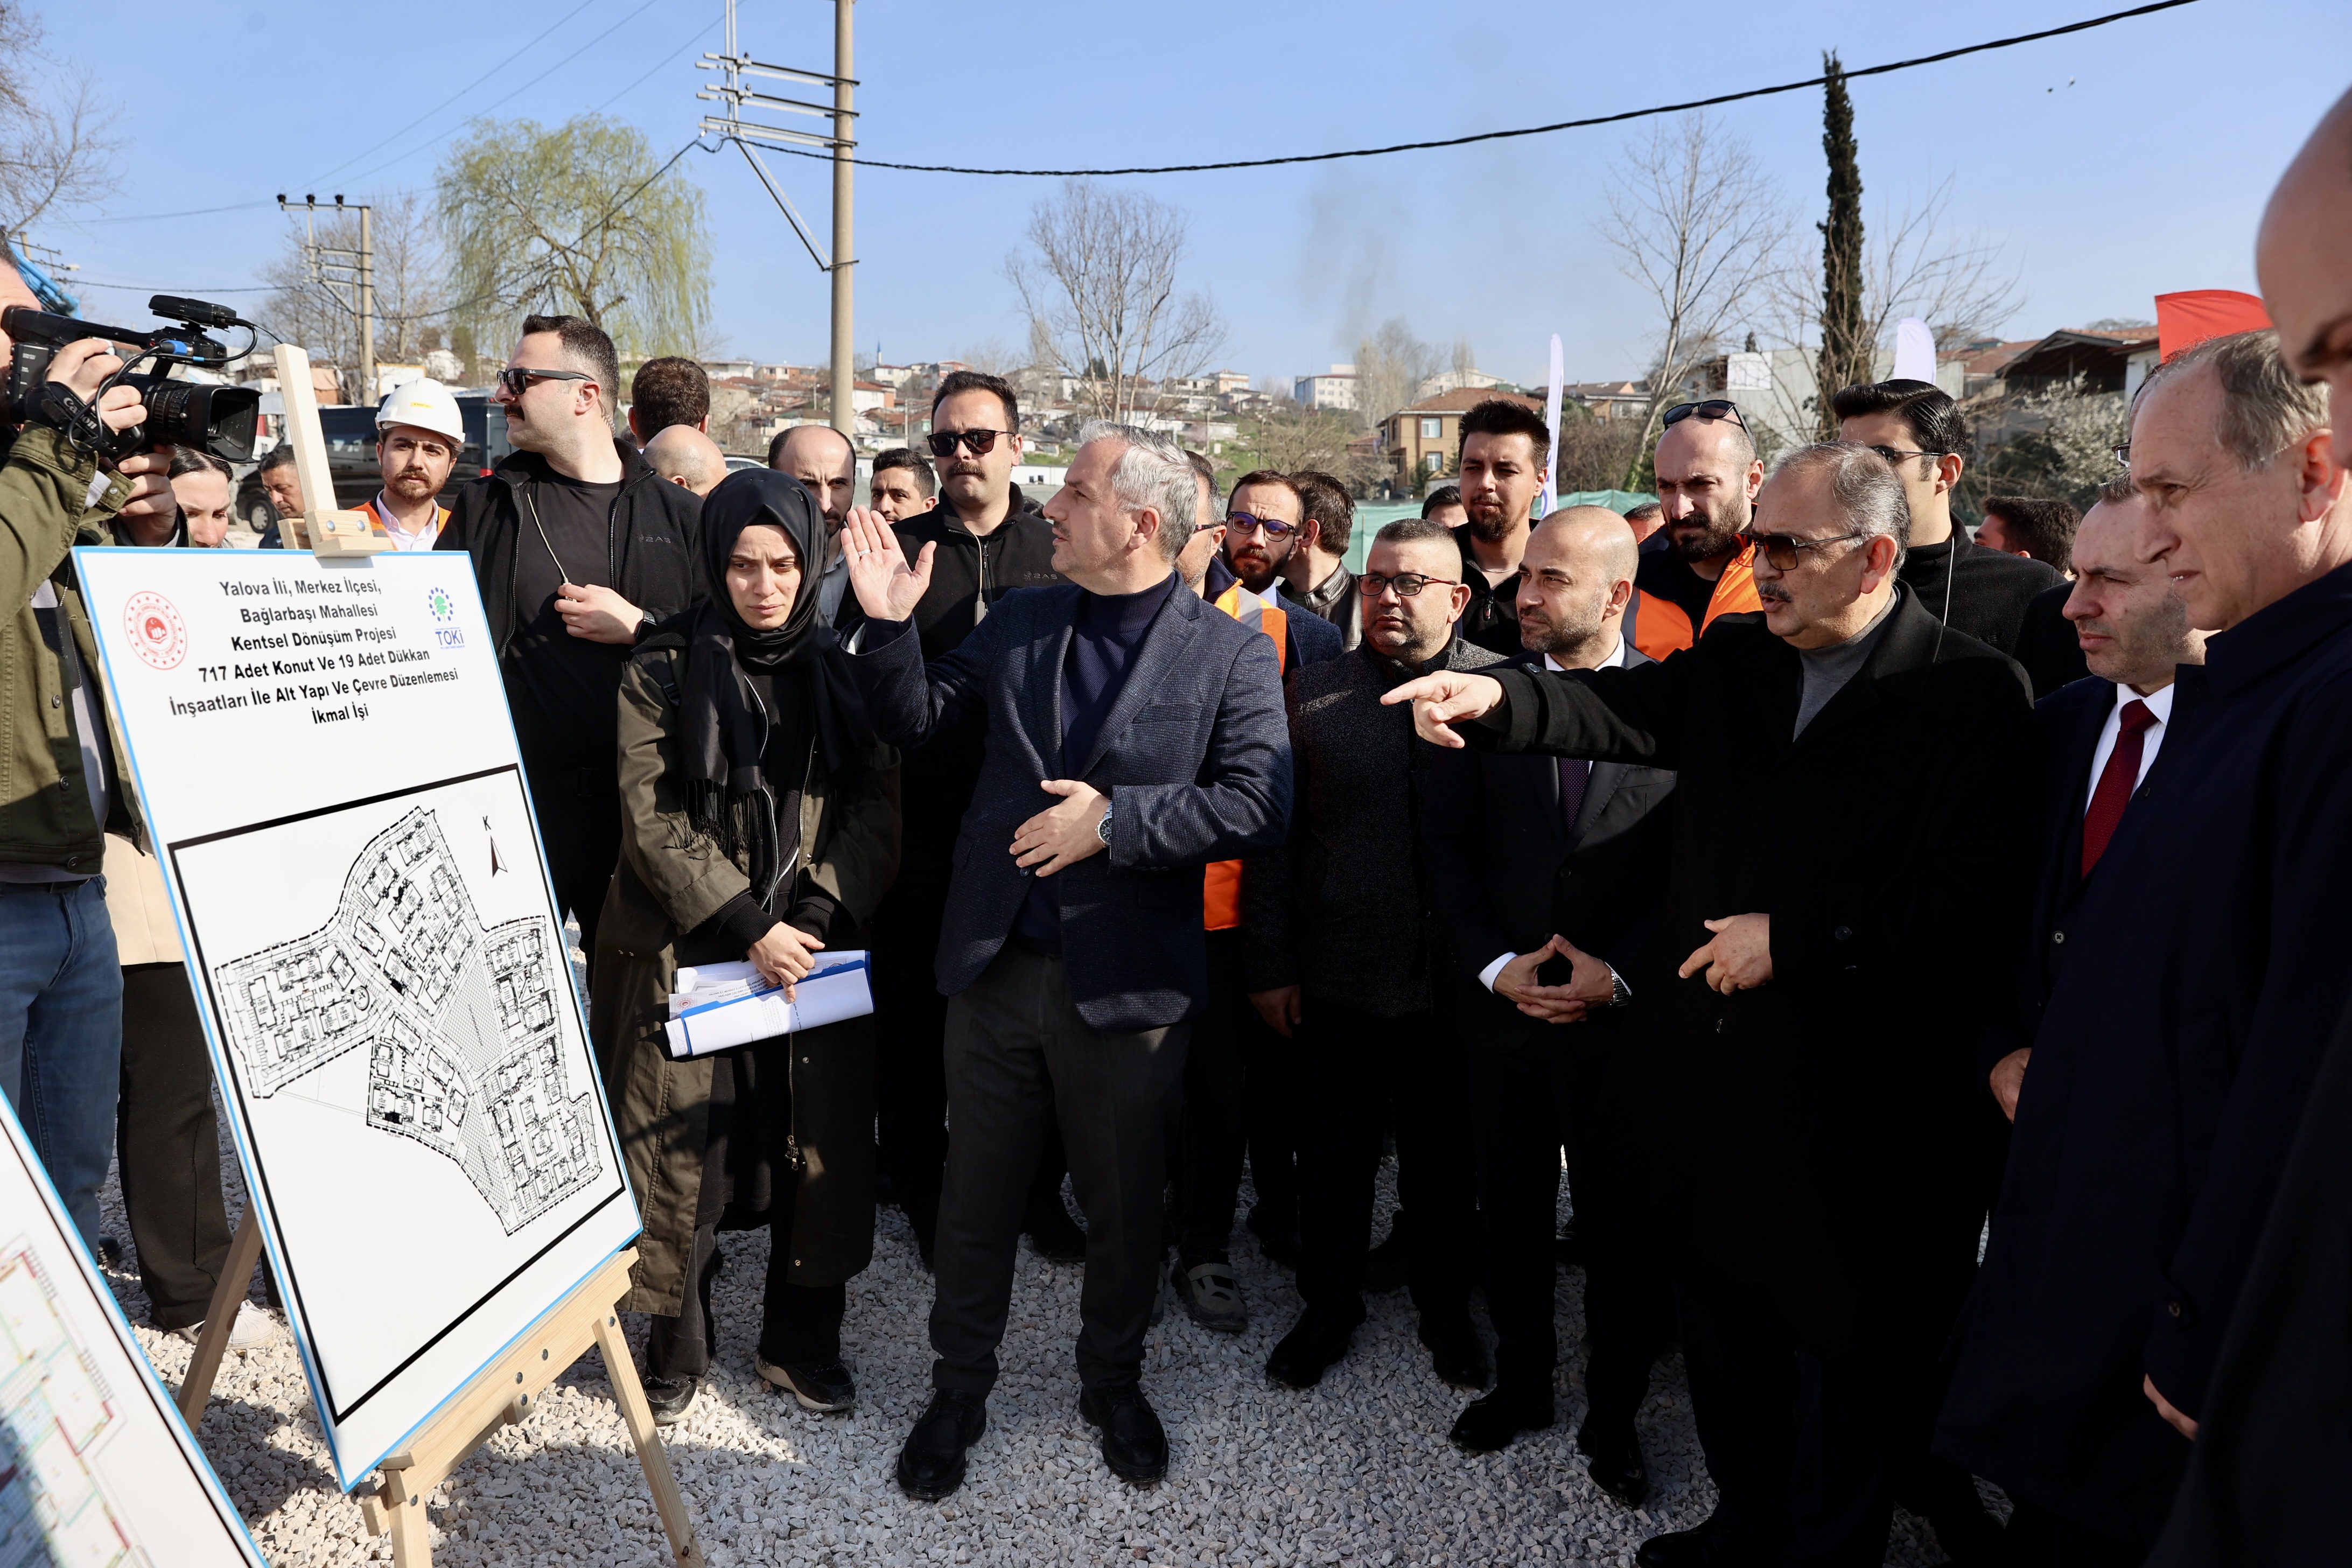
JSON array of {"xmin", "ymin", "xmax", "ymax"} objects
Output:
[{"xmin": 758, "ymin": 0, "xmax": 2199, "ymax": 178}]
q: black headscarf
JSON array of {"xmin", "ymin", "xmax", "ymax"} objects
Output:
[{"xmin": 677, "ymin": 468, "xmax": 872, "ymax": 905}]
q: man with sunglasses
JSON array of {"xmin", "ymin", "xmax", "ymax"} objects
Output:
[
  {"xmin": 1386, "ymin": 442, "xmax": 2037, "ymax": 1568},
  {"xmin": 438, "ymin": 313, "xmax": 700, "ymax": 973},
  {"xmin": 1631, "ymin": 400, "xmax": 1763, "ymax": 659},
  {"xmin": 1246, "ymin": 517, "xmax": 1493, "ymax": 1398}
]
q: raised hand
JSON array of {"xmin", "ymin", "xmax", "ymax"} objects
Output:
[{"xmin": 842, "ymin": 506, "xmax": 934, "ymax": 623}]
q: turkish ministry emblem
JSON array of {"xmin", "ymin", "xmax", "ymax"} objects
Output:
[{"xmin": 124, "ymin": 590, "xmax": 188, "ymax": 670}]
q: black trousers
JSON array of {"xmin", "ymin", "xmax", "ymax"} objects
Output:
[
  {"xmin": 1293, "ymin": 997, "xmax": 1478, "ymax": 1321},
  {"xmin": 645, "ymin": 1219, "xmax": 847, "ymax": 1380},
  {"xmin": 1677, "ymin": 1275, "xmax": 1901, "ymax": 1568},
  {"xmin": 115, "ymin": 963, "xmax": 231, "ymax": 1329},
  {"xmin": 1175, "ymin": 928, "xmax": 1298, "ymax": 1260},
  {"xmin": 929, "ymin": 944, "xmax": 1188, "ymax": 1395},
  {"xmin": 2003, "ymin": 1499, "xmax": 2146, "ymax": 1568},
  {"xmin": 1466, "ymin": 1021, "xmax": 1672, "ymax": 1422},
  {"xmin": 526, "ymin": 766, "xmax": 623, "ymax": 978}
]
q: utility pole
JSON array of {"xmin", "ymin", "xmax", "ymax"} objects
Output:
[
  {"xmin": 697, "ymin": 0, "xmax": 858, "ymax": 440},
  {"xmin": 276, "ymin": 194, "xmax": 375, "ymax": 405}
]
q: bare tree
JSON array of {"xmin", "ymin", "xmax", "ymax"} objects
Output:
[
  {"xmin": 1354, "ymin": 318, "xmax": 1444, "ymax": 431},
  {"xmin": 1597, "ymin": 113, "xmax": 1791, "ymax": 486},
  {"xmin": 956, "ymin": 338, "xmax": 1020, "ymax": 376},
  {"xmin": 259, "ymin": 195, "xmax": 447, "ymax": 395},
  {"xmin": 0, "ymin": 5, "xmax": 123, "ymax": 237},
  {"xmin": 1241, "ymin": 407, "xmax": 1357, "ymax": 477},
  {"xmin": 1007, "ymin": 180, "xmax": 1226, "ymax": 423},
  {"xmin": 1860, "ymin": 176, "xmax": 2022, "ymax": 359}
]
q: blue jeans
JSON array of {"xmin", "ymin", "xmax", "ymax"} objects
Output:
[{"xmin": 0, "ymin": 878, "xmax": 123, "ymax": 1248}]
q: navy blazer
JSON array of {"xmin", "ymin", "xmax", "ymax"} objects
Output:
[
  {"xmin": 1422, "ymin": 646, "xmax": 1677, "ymax": 1055},
  {"xmin": 1941, "ymin": 561, "xmax": 2352, "ymax": 1545},
  {"xmin": 851, "ymin": 580, "xmax": 1291, "ymax": 1031}
]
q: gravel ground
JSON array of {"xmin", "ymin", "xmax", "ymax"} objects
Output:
[{"xmin": 95, "ymin": 1118, "xmax": 1971, "ymax": 1568}]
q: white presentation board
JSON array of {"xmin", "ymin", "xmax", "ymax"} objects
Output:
[
  {"xmin": 74, "ymin": 545, "xmax": 639, "ymax": 1492},
  {"xmin": 0, "ymin": 1090, "xmax": 267, "ymax": 1566}
]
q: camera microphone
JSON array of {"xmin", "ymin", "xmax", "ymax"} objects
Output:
[{"xmin": 148, "ymin": 295, "xmax": 243, "ymax": 331}]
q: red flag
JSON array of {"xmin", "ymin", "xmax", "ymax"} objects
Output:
[{"xmin": 2156, "ymin": 291, "xmax": 2272, "ymax": 362}]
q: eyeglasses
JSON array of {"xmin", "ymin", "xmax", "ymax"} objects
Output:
[
  {"xmin": 1662, "ymin": 399, "xmax": 1747, "ymax": 430},
  {"xmin": 1192, "ymin": 518, "xmax": 1225, "ymax": 534},
  {"xmin": 2111, "ymin": 442, "xmax": 2132, "ymax": 468},
  {"xmin": 1357, "ymin": 571, "xmax": 1461, "ymax": 598},
  {"xmin": 1224, "ymin": 513, "xmax": 1296, "ymax": 537},
  {"xmin": 1739, "ymin": 528, "xmax": 1871, "ymax": 571},
  {"xmin": 926, "ymin": 428, "xmax": 1009, "ymax": 458},
  {"xmin": 495, "ymin": 366, "xmax": 595, "ymax": 398},
  {"xmin": 1865, "ymin": 444, "xmax": 1943, "ymax": 467}
]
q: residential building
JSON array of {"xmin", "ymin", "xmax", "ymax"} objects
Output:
[
  {"xmin": 1294, "ymin": 364, "xmax": 1358, "ymax": 414},
  {"xmin": 1416, "ymin": 366, "xmax": 1504, "ymax": 400}
]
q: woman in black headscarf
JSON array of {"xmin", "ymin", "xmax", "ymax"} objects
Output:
[{"xmin": 591, "ymin": 468, "xmax": 898, "ymax": 1425}]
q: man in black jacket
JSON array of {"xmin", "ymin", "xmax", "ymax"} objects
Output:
[
  {"xmin": 1422, "ymin": 507, "xmax": 1676, "ymax": 1504},
  {"xmin": 1281, "ymin": 470, "xmax": 1362, "ymax": 650},
  {"xmin": 1452, "ymin": 400, "xmax": 1551, "ymax": 656},
  {"xmin": 1245, "ymin": 517, "xmax": 1493, "ymax": 1396},
  {"xmin": 437, "ymin": 314, "xmax": 699, "ymax": 966},
  {"xmin": 844, "ymin": 421, "xmax": 1289, "ymax": 1502},
  {"xmin": 1389, "ymin": 443, "xmax": 2037, "ymax": 1568}
]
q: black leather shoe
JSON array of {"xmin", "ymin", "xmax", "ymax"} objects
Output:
[
  {"xmin": 1245, "ymin": 1203, "xmax": 1301, "ymax": 1266},
  {"xmin": 897, "ymin": 1390, "xmax": 988, "ymax": 1501},
  {"xmin": 1078, "ymin": 1383, "xmax": 1168, "ymax": 1485},
  {"xmin": 1448, "ymin": 1389, "xmax": 1555, "ymax": 1454},
  {"xmin": 1265, "ymin": 1309, "xmax": 1362, "ymax": 1390},
  {"xmin": 758, "ymin": 1355, "xmax": 857, "ymax": 1412},
  {"xmin": 1577, "ymin": 1420, "xmax": 1650, "ymax": 1507},
  {"xmin": 641, "ymin": 1374, "xmax": 698, "ymax": 1426},
  {"xmin": 1420, "ymin": 1314, "xmax": 1490, "ymax": 1391},
  {"xmin": 1025, "ymin": 1196, "xmax": 1088, "ymax": 1263},
  {"xmin": 1633, "ymin": 1511, "xmax": 1737, "ymax": 1567},
  {"xmin": 1362, "ymin": 1217, "xmax": 1409, "ymax": 1293}
]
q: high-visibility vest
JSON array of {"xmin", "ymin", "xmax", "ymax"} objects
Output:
[
  {"xmin": 1633, "ymin": 541, "xmax": 1760, "ymax": 660},
  {"xmin": 1203, "ymin": 585, "xmax": 1288, "ymax": 931},
  {"xmin": 357, "ymin": 496, "xmax": 450, "ymax": 550}
]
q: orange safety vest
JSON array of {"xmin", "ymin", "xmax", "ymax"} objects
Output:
[
  {"xmin": 1633, "ymin": 541, "xmax": 1761, "ymax": 660},
  {"xmin": 1202, "ymin": 585, "xmax": 1288, "ymax": 930},
  {"xmin": 356, "ymin": 496, "xmax": 450, "ymax": 547}
]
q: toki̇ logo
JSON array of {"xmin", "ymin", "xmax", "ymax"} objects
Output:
[{"xmin": 428, "ymin": 585, "xmax": 465, "ymax": 648}]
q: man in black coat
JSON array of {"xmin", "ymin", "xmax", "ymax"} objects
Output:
[
  {"xmin": 842, "ymin": 422, "xmax": 1290, "ymax": 1503},
  {"xmin": 436, "ymin": 313, "xmax": 700, "ymax": 967},
  {"xmin": 1937, "ymin": 333, "xmax": 2352, "ymax": 1557},
  {"xmin": 1421, "ymin": 507, "xmax": 1677, "ymax": 1504},
  {"xmin": 1388, "ymin": 443, "xmax": 2037, "ymax": 1568}
]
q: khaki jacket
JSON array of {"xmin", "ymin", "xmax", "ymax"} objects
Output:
[{"xmin": 591, "ymin": 646, "xmax": 899, "ymax": 1314}]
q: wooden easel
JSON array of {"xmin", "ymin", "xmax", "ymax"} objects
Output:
[{"xmin": 269, "ymin": 342, "xmax": 390, "ymax": 556}]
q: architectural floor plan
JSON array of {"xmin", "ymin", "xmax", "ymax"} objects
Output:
[
  {"xmin": 0, "ymin": 1240, "xmax": 143, "ymax": 1566},
  {"xmin": 211, "ymin": 808, "xmax": 598, "ymax": 1236}
]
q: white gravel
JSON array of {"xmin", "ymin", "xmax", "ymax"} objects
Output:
[{"xmin": 97, "ymin": 1117, "xmax": 1962, "ymax": 1566}]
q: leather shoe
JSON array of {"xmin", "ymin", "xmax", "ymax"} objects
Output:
[
  {"xmin": 895, "ymin": 1389, "xmax": 988, "ymax": 1501},
  {"xmin": 1633, "ymin": 1512, "xmax": 1739, "ymax": 1567},
  {"xmin": 757, "ymin": 1355, "xmax": 856, "ymax": 1413},
  {"xmin": 1577, "ymin": 1420, "xmax": 1649, "ymax": 1507},
  {"xmin": 1265, "ymin": 1308, "xmax": 1362, "ymax": 1390},
  {"xmin": 1448, "ymin": 1389, "xmax": 1555, "ymax": 1454},
  {"xmin": 641, "ymin": 1374, "xmax": 698, "ymax": 1426},
  {"xmin": 1025, "ymin": 1196, "xmax": 1088, "ymax": 1263},
  {"xmin": 1078, "ymin": 1383, "xmax": 1168, "ymax": 1485},
  {"xmin": 1419, "ymin": 1314, "xmax": 1490, "ymax": 1391}
]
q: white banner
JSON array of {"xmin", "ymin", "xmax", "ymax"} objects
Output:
[{"xmin": 75, "ymin": 545, "xmax": 638, "ymax": 1492}]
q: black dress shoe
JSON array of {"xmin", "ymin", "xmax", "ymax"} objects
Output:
[
  {"xmin": 1265, "ymin": 1308, "xmax": 1362, "ymax": 1390},
  {"xmin": 1448, "ymin": 1389, "xmax": 1555, "ymax": 1454},
  {"xmin": 1025, "ymin": 1197, "xmax": 1088, "ymax": 1263},
  {"xmin": 1362, "ymin": 1218, "xmax": 1410, "ymax": 1293},
  {"xmin": 1078, "ymin": 1383, "xmax": 1168, "ymax": 1485},
  {"xmin": 641, "ymin": 1374, "xmax": 699, "ymax": 1426},
  {"xmin": 1577, "ymin": 1420, "xmax": 1650, "ymax": 1507},
  {"xmin": 1419, "ymin": 1314, "xmax": 1490, "ymax": 1391},
  {"xmin": 758, "ymin": 1355, "xmax": 857, "ymax": 1412},
  {"xmin": 1245, "ymin": 1203, "xmax": 1301, "ymax": 1266},
  {"xmin": 897, "ymin": 1390, "xmax": 988, "ymax": 1501},
  {"xmin": 1633, "ymin": 1511, "xmax": 1738, "ymax": 1567}
]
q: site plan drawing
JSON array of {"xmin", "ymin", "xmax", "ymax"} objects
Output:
[
  {"xmin": 211, "ymin": 807, "xmax": 598, "ymax": 1236},
  {"xmin": 0, "ymin": 1238, "xmax": 141, "ymax": 1565}
]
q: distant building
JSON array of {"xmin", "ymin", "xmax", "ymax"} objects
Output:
[
  {"xmin": 1294, "ymin": 364, "xmax": 1357, "ymax": 414},
  {"xmin": 1417, "ymin": 366, "xmax": 1504, "ymax": 401},
  {"xmin": 701, "ymin": 358, "xmax": 757, "ymax": 379},
  {"xmin": 1562, "ymin": 380, "xmax": 1652, "ymax": 422},
  {"xmin": 1377, "ymin": 387, "xmax": 1544, "ymax": 486}
]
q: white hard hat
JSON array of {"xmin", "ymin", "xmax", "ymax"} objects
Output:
[{"xmin": 375, "ymin": 379, "xmax": 465, "ymax": 444}]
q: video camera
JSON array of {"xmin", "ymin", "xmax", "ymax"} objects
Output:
[{"xmin": 1, "ymin": 294, "xmax": 262, "ymax": 461}]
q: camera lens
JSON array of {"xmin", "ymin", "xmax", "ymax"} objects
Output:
[{"xmin": 143, "ymin": 381, "xmax": 262, "ymax": 462}]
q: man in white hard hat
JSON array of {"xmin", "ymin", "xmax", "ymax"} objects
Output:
[{"xmin": 362, "ymin": 380, "xmax": 465, "ymax": 549}]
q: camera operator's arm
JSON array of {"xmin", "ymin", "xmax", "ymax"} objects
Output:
[
  {"xmin": 100, "ymin": 451, "xmax": 174, "ymax": 539},
  {"xmin": 3, "ymin": 342, "xmax": 143, "ymax": 593}
]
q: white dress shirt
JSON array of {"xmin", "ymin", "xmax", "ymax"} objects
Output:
[
  {"xmin": 1479, "ymin": 632, "xmax": 1628, "ymax": 994},
  {"xmin": 2084, "ymin": 681, "xmax": 2175, "ymax": 812},
  {"xmin": 373, "ymin": 492, "xmax": 443, "ymax": 551}
]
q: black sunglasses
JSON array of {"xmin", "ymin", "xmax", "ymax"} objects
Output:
[
  {"xmin": 926, "ymin": 428, "xmax": 1009, "ymax": 458},
  {"xmin": 1739, "ymin": 527, "xmax": 1870, "ymax": 571},
  {"xmin": 1662, "ymin": 399, "xmax": 1746, "ymax": 430},
  {"xmin": 1865, "ymin": 443, "xmax": 1944, "ymax": 467},
  {"xmin": 495, "ymin": 366, "xmax": 595, "ymax": 398}
]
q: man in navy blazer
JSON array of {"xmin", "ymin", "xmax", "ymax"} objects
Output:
[
  {"xmin": 841, "ymin": 422, "xmax": 1290, "ymax": 1503},
  {"xmin": 1938, "ymin": 331, "xmax": 2352, "ymax": 1560},
  {"xmin": 1420, "ymin": 508, "xmax": 1678, "ymax": 1501}
]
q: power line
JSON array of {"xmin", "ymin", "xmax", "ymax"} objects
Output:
[
  {"xmin": 767, "ymin": 0, "xmax": 2199, "ymax": 178},
  {"xmin": 591, "ymin": 9, "xmax": 727, "ymax": 114}
]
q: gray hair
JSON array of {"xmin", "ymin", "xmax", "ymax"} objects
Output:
[
  {"xmin": 1372, "ymin": 516, "xmax": 1456, "ymax": 551},
  {"xmin": 1079, "ymin": 419, "xmax": 1198, "ymax": 563},
  {"xmin": 2136, "ymin": 328, "xmax": 2328, "ymax": 472},
  {"xmin": 1767, "ymin": 442, "xmax": 1912, "ymax": 569}
]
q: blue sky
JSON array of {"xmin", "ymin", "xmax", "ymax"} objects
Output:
[{"xmin": 31, "ymin": 0, "xmax": 2352, "ymax": 389}]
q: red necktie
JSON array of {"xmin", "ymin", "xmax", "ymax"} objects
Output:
[{"xmin": 2081, "ymin": 698, "xmax": 2157, "ymax": 877}]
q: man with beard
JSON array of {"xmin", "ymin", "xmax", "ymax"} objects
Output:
[
  {"xmin": 1452, "ymin": 400, "xmax": 1551, "ymax": 656},
  {"xmin": 1281, "ymin": 471, "xmax": 1362, "ymax": 650},
  {"xmin": 770, "ymin": 423, "xmax": 857, "ymax": 622},
  {"xmin": 1632, "ymin": 401, "xmax": 1762, "ymax": 659},
  {"xmin": 356, "ymin": 380, "xmax": 463, "ymax": 549}
]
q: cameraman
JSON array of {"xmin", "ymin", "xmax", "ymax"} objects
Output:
[{"xmin": 0, "ymin": 331, "xmax": 168, "ymax": 1249}]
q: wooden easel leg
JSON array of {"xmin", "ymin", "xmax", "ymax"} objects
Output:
[
  {"xmin": 177, "ymin": 1205, "xmax": 264, "ymax": 1424},
  {"xmin": 383, "ymin": 1477, "xmax": 434, "ymax": 1568},
  {"xmin": 592, "ymin": 1309, "xmax": 706, "ymax": 1567}
]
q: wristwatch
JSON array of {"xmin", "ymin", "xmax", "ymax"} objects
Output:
[{"xmin": 1095, "ymin": 799, "xmax": 1114, "ymax": 846}]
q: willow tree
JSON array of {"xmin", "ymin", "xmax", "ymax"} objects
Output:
[{"xmin": 437, "ymin": 116, "xmax": 710, "ymax": 369}]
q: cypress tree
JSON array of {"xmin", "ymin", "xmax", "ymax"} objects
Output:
[{"xmin": 1817, "ymin": 51, "xmax": 1867, "ymax": 437}]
